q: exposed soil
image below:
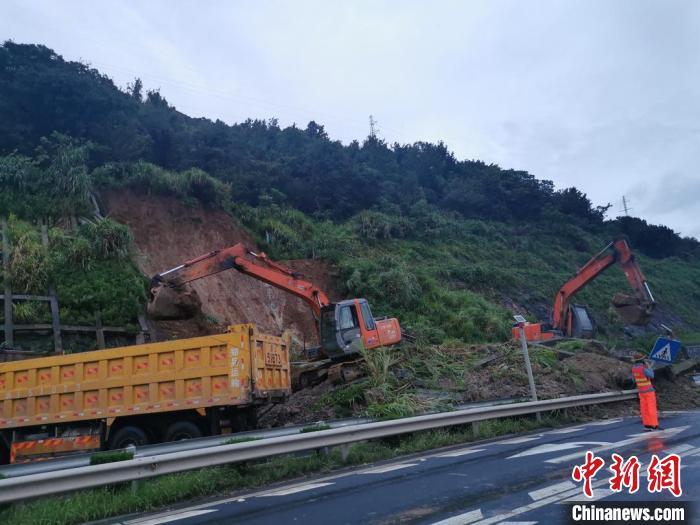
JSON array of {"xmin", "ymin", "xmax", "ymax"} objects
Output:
[
  {"xmin": 260, "ymin": 344, "xmax": 699, "ymax": 428},
  {"xmin": 258, "ymin": 381, "xmax": 343, "ymax": 427},
  {"xmin": 101, "ymin": 190, "xmax": 698, "ymax": 431},
  {"xmin": 102, "ymin": 190, "xmax": 340, "ymax": 342}
]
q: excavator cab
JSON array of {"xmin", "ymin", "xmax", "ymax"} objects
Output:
[{"xmin": 319, "ymin": 299, "xmax": 401, "ymax": 360}]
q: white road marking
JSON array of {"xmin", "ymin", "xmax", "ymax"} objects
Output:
[
  {"xmin": 438, "ymin": 448, "xmax": 485, "ymax": 458},
  {"xmin": 363, "ymin": 463, "xmax": 418, "ymax": 474},
  {"xmin": 546, "ymin": 426, "xmax": 689, "ymax": 464},
  {"xmin": 587, "ymin": 419, "xmax": 622, "ymax": 426},
  {"xmin": 472, "ymin": 479, "xmax": 609, "ymax": 524},
  {"xmin": 497, "ymin": 436, "xmax": 541, "ymax": 445},
  {"xmin": 528, "ymin": 480, "xmax": 576, "ymax": 501},
  {"xmin": 563, "ymin": 488, "xmax": 614, "ymax": 502},
  {"xmin": 127, "ymin": 509, "xmax": 217, "ymax": 525},
  {"xmin": 547, "ymin": 427, "xmax": 584, "ymax": 434},
  {"xmin": 430, "ymin": 508, "xmax": 484, "ymax": 524},
  {"xmin": 258, "ymin": 482, "xmax": 334, "ymax": 496},
  {"xmin": 665, "ymin": 444, "xmax": 695, "ymax": 455},
  {"xmin": 508, "ymin": 442, "xmax": 608, "ymax": 459}
]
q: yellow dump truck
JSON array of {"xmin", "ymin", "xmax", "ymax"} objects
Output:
[{"xmin": 0, "ymin": 324, "xmax": 290, "ymax": 464}]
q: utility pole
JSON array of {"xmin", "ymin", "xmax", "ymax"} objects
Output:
[
  {"xmin": 514, "ymin": 315, "xmax": 541, "ymax": 422},
  {"xmin": 621, "ymin": 196, "xmax": 632, "ymax": 216}
]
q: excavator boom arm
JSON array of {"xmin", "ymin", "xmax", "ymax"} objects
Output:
[
  {"xmin": 153, "ymin": 243, "xmax": 331, "ymax": 318},
  {"xmin": 552, "ymin": 239, "xmax": 655, "ymax": 331}
]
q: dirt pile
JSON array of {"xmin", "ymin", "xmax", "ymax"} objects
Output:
[
  {"xmin": 148, "ymin": 284, "xmax": 202, "ymax": 320},
  {"xmin": 259, "ymin": 381, "xmax": 344, "ymax": 427},
  {"xmin": 261, "ymin": 341, "xmax": 699, "ymax": 427},
  {"xmin": 102, "ymin": 190, "xmax": 340, "ymax": 342}
]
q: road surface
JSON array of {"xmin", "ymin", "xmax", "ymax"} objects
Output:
[{"xmin": 115, "ymin": 410, "xmax": 700, "ymax": 524}]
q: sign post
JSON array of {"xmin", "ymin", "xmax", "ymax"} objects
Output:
[{"xmin": 515, "ymin": 315, "xmax": 540, "ymax": 422}]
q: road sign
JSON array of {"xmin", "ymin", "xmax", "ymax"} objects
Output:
[{"xmin": 649, "ymin": 337, "xmax": 681, "ymax": 364}]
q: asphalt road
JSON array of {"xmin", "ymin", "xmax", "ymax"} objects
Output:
[{"xmin": 115, "ymin": 410, "xmax": 700, "ymax": 525}]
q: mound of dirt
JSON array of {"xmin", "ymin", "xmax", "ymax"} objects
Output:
[
  {"xmin": 261, "ymin": 343, "xmax": 698, "ymax": 428},
  {"xmin": 259, "ymin": 381, "xmax": 343, "ymax": 428},
  {"xmin": 102, "ymin": 190, "xmax": 340, "ymax": 342}
]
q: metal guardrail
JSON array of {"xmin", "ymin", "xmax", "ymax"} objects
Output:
[
  {"xmin": 0, "ymin": 390, "xmax": 636, "ymax": 503},
  {"xmin": 0, "ymin": 396, "xmax": 525, "ymax": 479},
  {"xmin": 0, "ymin": 417, "xmax": 372, "ymax": 479}
]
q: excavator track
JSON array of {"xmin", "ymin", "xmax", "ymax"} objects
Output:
[{"xmin": 291, "ymin": 357, "xmax": 366, "ymax": 391}]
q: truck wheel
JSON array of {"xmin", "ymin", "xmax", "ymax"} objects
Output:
[
  {"xmin": 108, "ymin": 426, "xmax": 150, "ymax": 449},
  {"xmin": 0, "ymin": 442, "xmax": 9, "ymax": 465},
  {"xmin": 298, "ymin": 372, "xmax": 312, "ymax": 390},
  {"xmin": 164, "ymin": 421, "xmax": 202, "ymax": 442}
]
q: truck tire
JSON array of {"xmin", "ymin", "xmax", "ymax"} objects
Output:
[
  {"xmin": 0, "ymin": 441, "xmax": 9, "ymax": 465},
  {"xmin": 164, "ymin": 421, "xmax": 202, "ymax": 442},
  {"xmin": 108, "ymin": 426, "xmax": 150, "ymax": 449}
]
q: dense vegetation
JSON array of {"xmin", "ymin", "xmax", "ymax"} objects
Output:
[
  {"xmin": 1, "ymin": 41, "xmax": 699, "ymax": 351},
  {"xmin": 1, "ymin": 42, "xmax": 697, "ymax": 257}
]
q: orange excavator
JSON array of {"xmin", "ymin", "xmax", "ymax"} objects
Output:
[
  {"xmin": 514, "ymin": 239, "xmax": 655, "ymax": 342},
  {"xmin": 149, "ymin": 243, "xmax": 402, "ymax": 385}
]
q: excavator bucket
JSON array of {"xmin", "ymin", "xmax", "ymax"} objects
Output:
[
  {"xmin": 611, "ymin": 292, "xmax": 653, "ymax": 326},
  {"xmin": 148, "ymin": 283, "xmax": 202, "ymax": 320}
]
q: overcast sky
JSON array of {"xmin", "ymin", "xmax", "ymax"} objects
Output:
[{"xmin": 2, "ymin": 0, "xmax": 699, "ymax": 238}]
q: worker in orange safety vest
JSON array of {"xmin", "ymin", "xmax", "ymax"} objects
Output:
[{"xmin": 632, "ymin": 356, "xmax": 660, "ymax": 431}]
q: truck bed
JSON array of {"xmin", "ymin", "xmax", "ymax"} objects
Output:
[{"xmin": 0, "ymin": 324, "xmax": 290, "ymax": 431}]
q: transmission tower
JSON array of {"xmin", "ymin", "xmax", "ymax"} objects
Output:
[{"xmin": 369, "ymin": 115, "xmax": 378, "ymax": 139}]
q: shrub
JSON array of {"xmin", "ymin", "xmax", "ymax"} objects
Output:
[
  {"xmin": 79, "ymin": 218, "xmax": 132, "ymax": 259},
  {"xmin": 352, "ymin": 210, "xmax": 406, "ymax": 241},
  {"xmin": 9, "ymin": 232, "xmax": 49, "ymax": 293},
  {"xmin": 182, "ymin": 168, "xmax": 228, "ymax": 207},
  {"xmin": 12, "ymin": 301, "xmax": 50, "ymax": 323},
  {"xmin": 376, "ymin": 266, "xmax": 423, "ymax": 308}
]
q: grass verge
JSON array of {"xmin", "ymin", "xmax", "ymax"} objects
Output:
[
  {"xmin": 0, "ymin": 411, "xmax": 585, "ymax": 525},
  {"xmin": 89, "ymin": 450, "xmax": 134, "ymax": 466}
]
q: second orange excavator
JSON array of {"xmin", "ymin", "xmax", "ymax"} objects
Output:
[
  {"xmin": 149, "ymin": 243, "xmax": 402, "ymax": 385},
  {"xmin": 515, "ymin": 239, "xmax": 656, "ymax": 342}
]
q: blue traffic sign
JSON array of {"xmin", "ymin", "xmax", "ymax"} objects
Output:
[{"xmin": 649, "ymin": 337, "xmax": 681, "ymax": 364}]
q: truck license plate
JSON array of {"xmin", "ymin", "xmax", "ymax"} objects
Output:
[{"xmin": 265, "ymin": 351, "xmax": 282, "ymax": 368}]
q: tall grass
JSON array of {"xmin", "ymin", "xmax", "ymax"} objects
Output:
[
  {"xmin": 9, "ymin": 233, "xmax": 49, "ymax": 293},
  {"xmin": 79, "ymin": 218, "xmax": 132, "ymax": 259}
]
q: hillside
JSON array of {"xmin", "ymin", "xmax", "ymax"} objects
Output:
[
  {"xmin": 102, "ymin": 189, "xmax": 340, "ymax": 344},
  {"xmin": 1, "ymin": 41, "xmax": 699, "ymax": 357}
]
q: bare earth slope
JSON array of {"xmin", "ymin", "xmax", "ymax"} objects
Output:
[{"xmin": 102, "ymin": 190, "xmax": 339, "ymax": 342}]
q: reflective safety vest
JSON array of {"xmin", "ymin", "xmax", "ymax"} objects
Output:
[{"xmin": 632, "ymin": 364, "xmax": 654, "ymax": 393}]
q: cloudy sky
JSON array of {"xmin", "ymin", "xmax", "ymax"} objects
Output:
[{"xmin": 2, "ymin": 0, "xmax": 699, "ymax": 238}]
